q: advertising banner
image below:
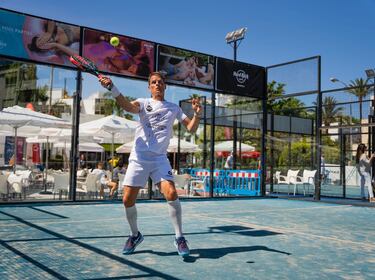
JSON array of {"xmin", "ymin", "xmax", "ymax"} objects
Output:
[
  {"xmin": 157, "ymin": 45, "xmax": 214, "ymax": 89},
  {"xmin": 16, "ymin": 137, "xmax": 25, "ymax": 163},
  {"xmin": 216, "ymin": 58, "xmax": 265, "ymax": 98},
  {"xmin": 83, "ymin": 28, "xmax": 155, "ymax": 79},
  {"xmin": 4, "ymin": 136, "xmax": 14, "ymax": 164},
  {"xmin": 0, "ymin": 9, "xmax": 80, "ymax": 67},
  {"xmin": 32, "ymin": 143, "xmax": 41, "ymax": 163}
]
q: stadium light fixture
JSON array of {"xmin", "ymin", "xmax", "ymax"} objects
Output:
[
  {"xmin": 225, "ymin": 27, "xmax": 247, "ymax": 61},
  {"xmin": 225, "ymin": 27, "xmax": 247, "ymax": 44},
  {"xmin": 365, "ymin": 68, "xmax": 375, "ymax": 78}
]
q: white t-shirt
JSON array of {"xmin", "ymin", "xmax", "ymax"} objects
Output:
[
  {"xmin": 131, "ymin": 98, "xmax": 187, "ymax": 157},
  {"xmin": 358, "ymin": 154, "xmax": 371, "ymax": 175}
]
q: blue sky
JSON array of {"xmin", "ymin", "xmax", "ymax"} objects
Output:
[{"xmin": 1, "ymin": 0, "xmax": 374, "ymax": 94}]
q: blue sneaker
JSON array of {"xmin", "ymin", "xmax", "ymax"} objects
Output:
[
  {"xmin": 122, "ymin": 232, "xmax": 144, "ymax": 254},
  {"xmin": 174, "ymin": 236, "xmax": 190, "ymax": 257}
]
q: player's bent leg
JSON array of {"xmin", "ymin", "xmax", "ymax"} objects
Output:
[
  {"xmin": 123, "ymin": 186, "xmax": 140, "ymax": 207},
  {"xmin": 159, "ymin": 180, "xmax": 178, "ymax": 201}
]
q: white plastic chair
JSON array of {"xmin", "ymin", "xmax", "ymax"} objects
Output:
[
  {"xmin": 189, "ymin": 175, "xmax": 209, "ymax": 197},
  {"xmin": 116, "ymin": 173, "xmax": 126, "ymax": 199},
  {"xmin": 77, "ymin": 173, "xmax": 100, "ymax": 198},
  {"xmin": 51, "ymin": 173, "xmax": 70, "ymax": 200},
  {"xmin": 7, "ymin": 173, "xmax": 24, "ymax": 199},
  {"xmin": 0, "ymin": 174, "xmax": 9, "ymax": 200},
  {"xmin": 173, "ymin": 174, "xmax": 191, "ymax": 195},
  {"xmin": 287, "ymin": 170, "xmax": 300, "ymax": 195},
  {"xmin": 276, "ymin": 169, "xmax": 300, "ymax": 195},
  {"xmin": 297, "ymin": 170, "xmax": 317, "ymax": 195}
]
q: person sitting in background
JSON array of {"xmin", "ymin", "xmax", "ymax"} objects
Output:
[
  {"xmin": 111, "ymin": 160, "xmax": 127, "ymax": 198},
  {"xmin": 79, "ymin": 154, "xmax": 86, "ymax": 169},
  {"xmin": 9, "ymin": 155, "xmax": 15, "ymax": 167},
  {"xmin": 91, "ymin": 162, "xmax": 117, "ymax": 198}
]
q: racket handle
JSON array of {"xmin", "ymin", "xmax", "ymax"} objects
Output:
[{"xmin": 98, "ymin": 74, "xmax": 113, "ymax": 90}]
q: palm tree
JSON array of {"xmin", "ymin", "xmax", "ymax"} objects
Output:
[
  {"xmin": 315, "ymin": 96, "xmax": 344, "ymax": 133},
  {"xmin": 103, "ymin": 91, "xmax": 135, "ymax": 120},
  {"xmin": 346, "ymin": 78, "xmax": 370, "ymax": 127}
]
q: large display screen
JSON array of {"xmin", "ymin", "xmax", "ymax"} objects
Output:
[
  {"xmin": 157, "ymin": 45, "xmax": 214, "ymax": 89},
  {"xmin": 0, "ymin": 9, "xmax": 80, "ymax": 67},
  {"xmin": 83, "ymin": 28, "xmax": 155, "ymax": 79},
  {"xmin": 216, "ymin": 57, "xmax": 265, "ymax": 98}
]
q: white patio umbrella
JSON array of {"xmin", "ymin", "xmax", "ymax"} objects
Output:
[
  {"xmin": 0, "ymin": 125, "xmax": 41, "ymax": 137},
  {"xmin": 116, "ymin": 137, "xmax": 199, "ymax": 170},
  {"xmin": 168, "ymin": 137, "xmax": 200, "ymax": 170},
  {"xmin": 54, "ymin": 142, "xmax": 104, "ymax": 152},
  {"xmin": 27, "ymin": 128, "xmax": 101, "ymax": 170},
  {"xmin": 214, "ymin": 141, "xmax": 255, "ymax": 152},
  {"xmin": 167, "ymin": 137, "xmax": 200, "ymax": 153},
  {"xmin": 116, "ymin": 137, "xmax": 200, "ymax": 154},
  {"xmin": 116, "ymin": 141, "xmax": 133, "ymax": 153},
  {"xmin": 80, "ymin": 115, "xmax": 138, "ymax": 168},
  {"xmin": 0, "ymin": 106, "xmax": 71, "ymax": 171}
]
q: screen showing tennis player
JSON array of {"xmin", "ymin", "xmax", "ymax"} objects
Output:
[
  {"xmin": 82, "ymin": 28, "xmax": 155, "ymax": 79},
  {"xmin": 157, "ymin": 45, "xmax": 215, "ymax": 90}
]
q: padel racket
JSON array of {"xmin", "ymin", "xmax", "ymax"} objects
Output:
[{"xmin": 69, "ymin": 54, "xmax": 113, "ymax": 90}]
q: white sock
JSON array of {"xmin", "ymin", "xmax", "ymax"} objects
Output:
[
  {"xmin": 125, "ymin": 205, "xmax": 138, "ymax": 236},
  {"xmin": 167, "ymin": 198, "xmax": 183, "ymax": 238}
]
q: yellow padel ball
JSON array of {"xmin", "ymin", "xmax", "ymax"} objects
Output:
[{"xmin": 110, "ymin": 36, "xmax": 120, "ymax": 47}]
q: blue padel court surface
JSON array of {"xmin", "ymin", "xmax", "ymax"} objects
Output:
[{"xmin": 0, "ymin": 198, "xmax": 374, "ymax": 279}]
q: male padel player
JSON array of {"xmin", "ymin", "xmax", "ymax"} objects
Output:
[{"xmin": 99, "ymin": 72, "xmax": 202, "ymax": 257}]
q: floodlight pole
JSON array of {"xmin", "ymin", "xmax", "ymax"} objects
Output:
[{"xmin": 226, "ymin": 28, "xmax": 246, "ymax": 169}]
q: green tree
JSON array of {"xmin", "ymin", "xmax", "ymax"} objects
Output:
[
  {"xmin": 314, "ymin": 96, "xmax": 343, "ymax": 133},
  {"xmin": 103, "ymin": 92, "xmax": 135, "ymax": 120},
  {"xmin": 267, "ymin": 80, "xmax": 311, "ymax": 118},
  {"xmin": 278, "ymin": 137, "xmax": 311, "ymax": 168}
]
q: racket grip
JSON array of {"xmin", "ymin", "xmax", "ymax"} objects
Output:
[{"xmin": 98, "ymin": 74, "xmax": 113, "ymax": 90}]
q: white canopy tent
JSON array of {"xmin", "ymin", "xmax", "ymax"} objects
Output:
[
  {"xmin": 79, "ymin": 115, "xmax": 138, "ymax": 165},
  {"xmin": 214, "ymin": 141, "xmax": 255, "ymax": 152},
  {"xmin": 0, "ymin": 106, "xmax": 71, "ymax": 170}
]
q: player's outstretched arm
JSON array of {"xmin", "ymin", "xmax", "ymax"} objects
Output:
[
  {"xmin": 99, "ymin": 77, "xmax": 140, "ymax": 114},
  {"xmin": 183, "ymin": 97, "xmax": 202, "ymax": 133}
]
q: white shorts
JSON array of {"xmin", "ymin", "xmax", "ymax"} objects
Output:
[{"xmin": 123, "ymin": 155, "xmax": 174, "ymax": 188}]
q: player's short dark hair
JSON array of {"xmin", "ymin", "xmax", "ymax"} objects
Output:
[{"xmin": 148, "ymin": 71, "xmax": 166, "ymax": 84}]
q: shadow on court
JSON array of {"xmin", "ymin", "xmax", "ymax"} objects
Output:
[{"xmin": 135, "ymin": 245, "xmax": 291, "ymax": 263}]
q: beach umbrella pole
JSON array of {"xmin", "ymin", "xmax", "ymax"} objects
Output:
[
  {"xmin": 13, "ymin": 127, "xmax": 18, "ymax": 173},
  {"xmin": 40, "ymin": 136, "xmax": 52, "ymax": 194}
]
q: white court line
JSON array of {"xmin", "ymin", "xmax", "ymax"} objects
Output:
[
  {"xmin": 0, "ymin": 204, "xmax": 351, "ymax": 227},
  {"xmin": 192, "ymin": 204, "xmax": 352, "ymax": 215},
  {"xmin": 194, "ymin": 212, "xmax": 375, "ymax": 250},
  {"xmin": 0, "ymin": 215, "xmax": 167, "ymax": 227}
]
